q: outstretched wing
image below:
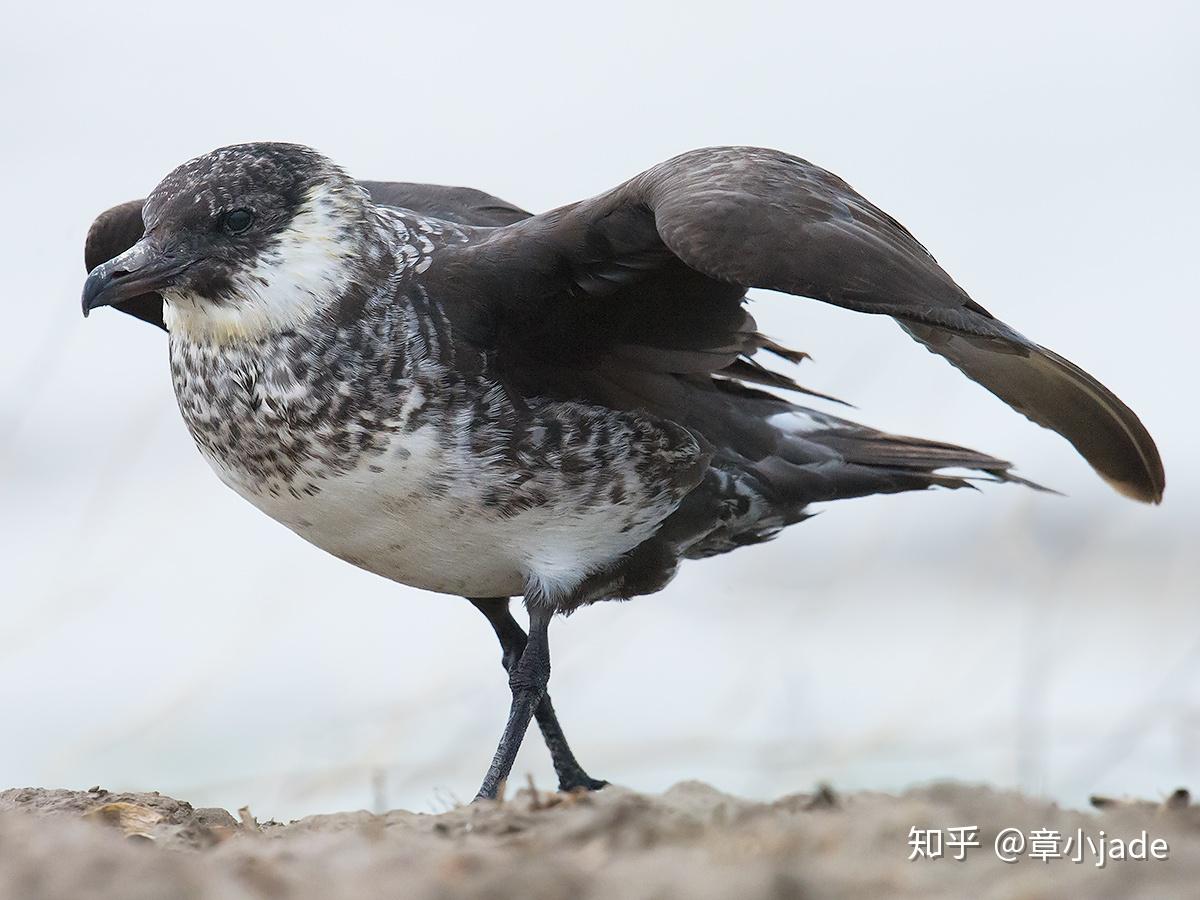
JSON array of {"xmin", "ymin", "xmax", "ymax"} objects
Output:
[
  {"xmin": 441, "ymin": 146, "xmax": 1164, "ymax": 503},
  {"xmin": 82, "ymin": 182, "xmax": 532, "ymax": 330}
]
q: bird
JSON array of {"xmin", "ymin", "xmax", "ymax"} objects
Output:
[{"xmin": 81, "ymin": 143, "xmax": 1164, "ymax": 800}]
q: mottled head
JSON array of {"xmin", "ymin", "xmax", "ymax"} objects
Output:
[{"xmin": 82, "ymin": 143, "xmax": 375, "ymax": 341}]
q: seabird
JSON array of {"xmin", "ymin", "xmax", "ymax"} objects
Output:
[{"xmin": 81, "ymin": 143, "xmax": 1164, "ymax": 800}]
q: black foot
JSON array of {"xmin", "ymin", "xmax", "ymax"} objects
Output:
[
  {"xmin": 536, "ymin": 691, "xmax": 608, "ymax": 792},
  {"xmin": 469, "ymin": 598, "xmax": 607, "ymax": 796},
  {"xmin": 558, "ymin": 772, "xmax": 608, "ymax": 793}
]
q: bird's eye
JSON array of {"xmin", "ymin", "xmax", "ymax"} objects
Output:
[{"xmin": 221, "ymin": 208, "xmax": 255, "ymax": 235}]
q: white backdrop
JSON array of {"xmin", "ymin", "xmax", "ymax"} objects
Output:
[{"xmin": 1, "ymin": 0, "xmax": 1196, "ymax": 820}]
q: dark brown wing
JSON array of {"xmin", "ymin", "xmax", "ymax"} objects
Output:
[
  {"xmin": 442, "ymin": 146, "xmax": 1164, "ymax": 503},
  {"xmin": 82, "ymin": 182, "xmax": 533, "ymax": 331}
]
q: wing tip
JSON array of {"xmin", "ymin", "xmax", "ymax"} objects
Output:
[
  {"xmin": 1099, "ymin": 469, "xmax": 1165, "ymax": 505},
  {"xmin": 899, "ymin": 319, "xmax": 1167, "ymax": 506},
  {"xmin": 1034, "ymin": 345, "xmax": 1166, "ymax": 506}
]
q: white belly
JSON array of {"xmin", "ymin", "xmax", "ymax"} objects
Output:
[
  {"xmin": 199, "ymin": 423, "xmax": 666, "ymax": 600},
  {"xmin": 167, "ymin": 303, "xmax": 699, "ymax": 604}
]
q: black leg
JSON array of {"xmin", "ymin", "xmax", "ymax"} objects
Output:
[
  {"xmin": 469, "ymin": 598, "xmax": 607, "ymax": 797},
  {"xmin": 474, "ymin": 602, "xmax": 551, "ymax": 801}
]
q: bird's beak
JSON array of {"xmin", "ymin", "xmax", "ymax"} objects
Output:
[{"xmin": 81, "ymin": 239, "xmax": 193, "ymax": 317}]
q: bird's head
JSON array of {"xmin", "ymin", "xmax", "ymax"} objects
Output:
[{"xmin": 82, "ymin": 142, "xmax": 375, "ymax": 342}]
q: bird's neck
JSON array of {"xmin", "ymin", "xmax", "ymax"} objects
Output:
[{"xmin": 161, "ymin": 289, "xmax": 328, "ymax": 345}]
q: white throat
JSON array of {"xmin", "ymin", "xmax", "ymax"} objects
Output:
[{"xmin": 163, "ymin": 186, "xmax": 365, "ymax": 344}]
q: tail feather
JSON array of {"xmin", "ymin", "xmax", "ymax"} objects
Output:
[
  {"xmin": 803, "ymin": 426, "xmax": 1056, "ymax": 495},
  {"xmin": 762, "ymin": 418, "xmax": 1046, "ymax": 504},
  {"xmin": 681, "ymin": 403, "xmax": 1050, "ymax": 560}
]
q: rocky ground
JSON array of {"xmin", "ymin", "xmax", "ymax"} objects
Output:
[{"xmin": 2, "ymin": 781, "xmax": 1198, "ymax": 898}]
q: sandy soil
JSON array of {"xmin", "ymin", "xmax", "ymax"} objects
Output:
[{"xmin": 2, "ymin": 781, "xmax": 1198, "ymax": 898}]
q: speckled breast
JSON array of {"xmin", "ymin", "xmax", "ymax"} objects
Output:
[{"xmin": 166, "ymin": 323, "xmax": 704, "ymax": 602}]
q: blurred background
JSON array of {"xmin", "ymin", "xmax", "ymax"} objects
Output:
[{"xmin": 1, "ymin": 1, "xmax": 1196, "ymax": 821}]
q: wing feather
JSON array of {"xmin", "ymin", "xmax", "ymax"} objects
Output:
[{"xmin": 454, "ymin": 147, "xmax": 1164, "ymax": 502}]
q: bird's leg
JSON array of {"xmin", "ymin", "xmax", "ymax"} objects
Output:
[
  {"xmin": 471, "ymin": 601, "xmax": 559, "ymax": 801},
  {"xmin": 468, "ymin": 598, "xmax": 607, "ymax": 793}
]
